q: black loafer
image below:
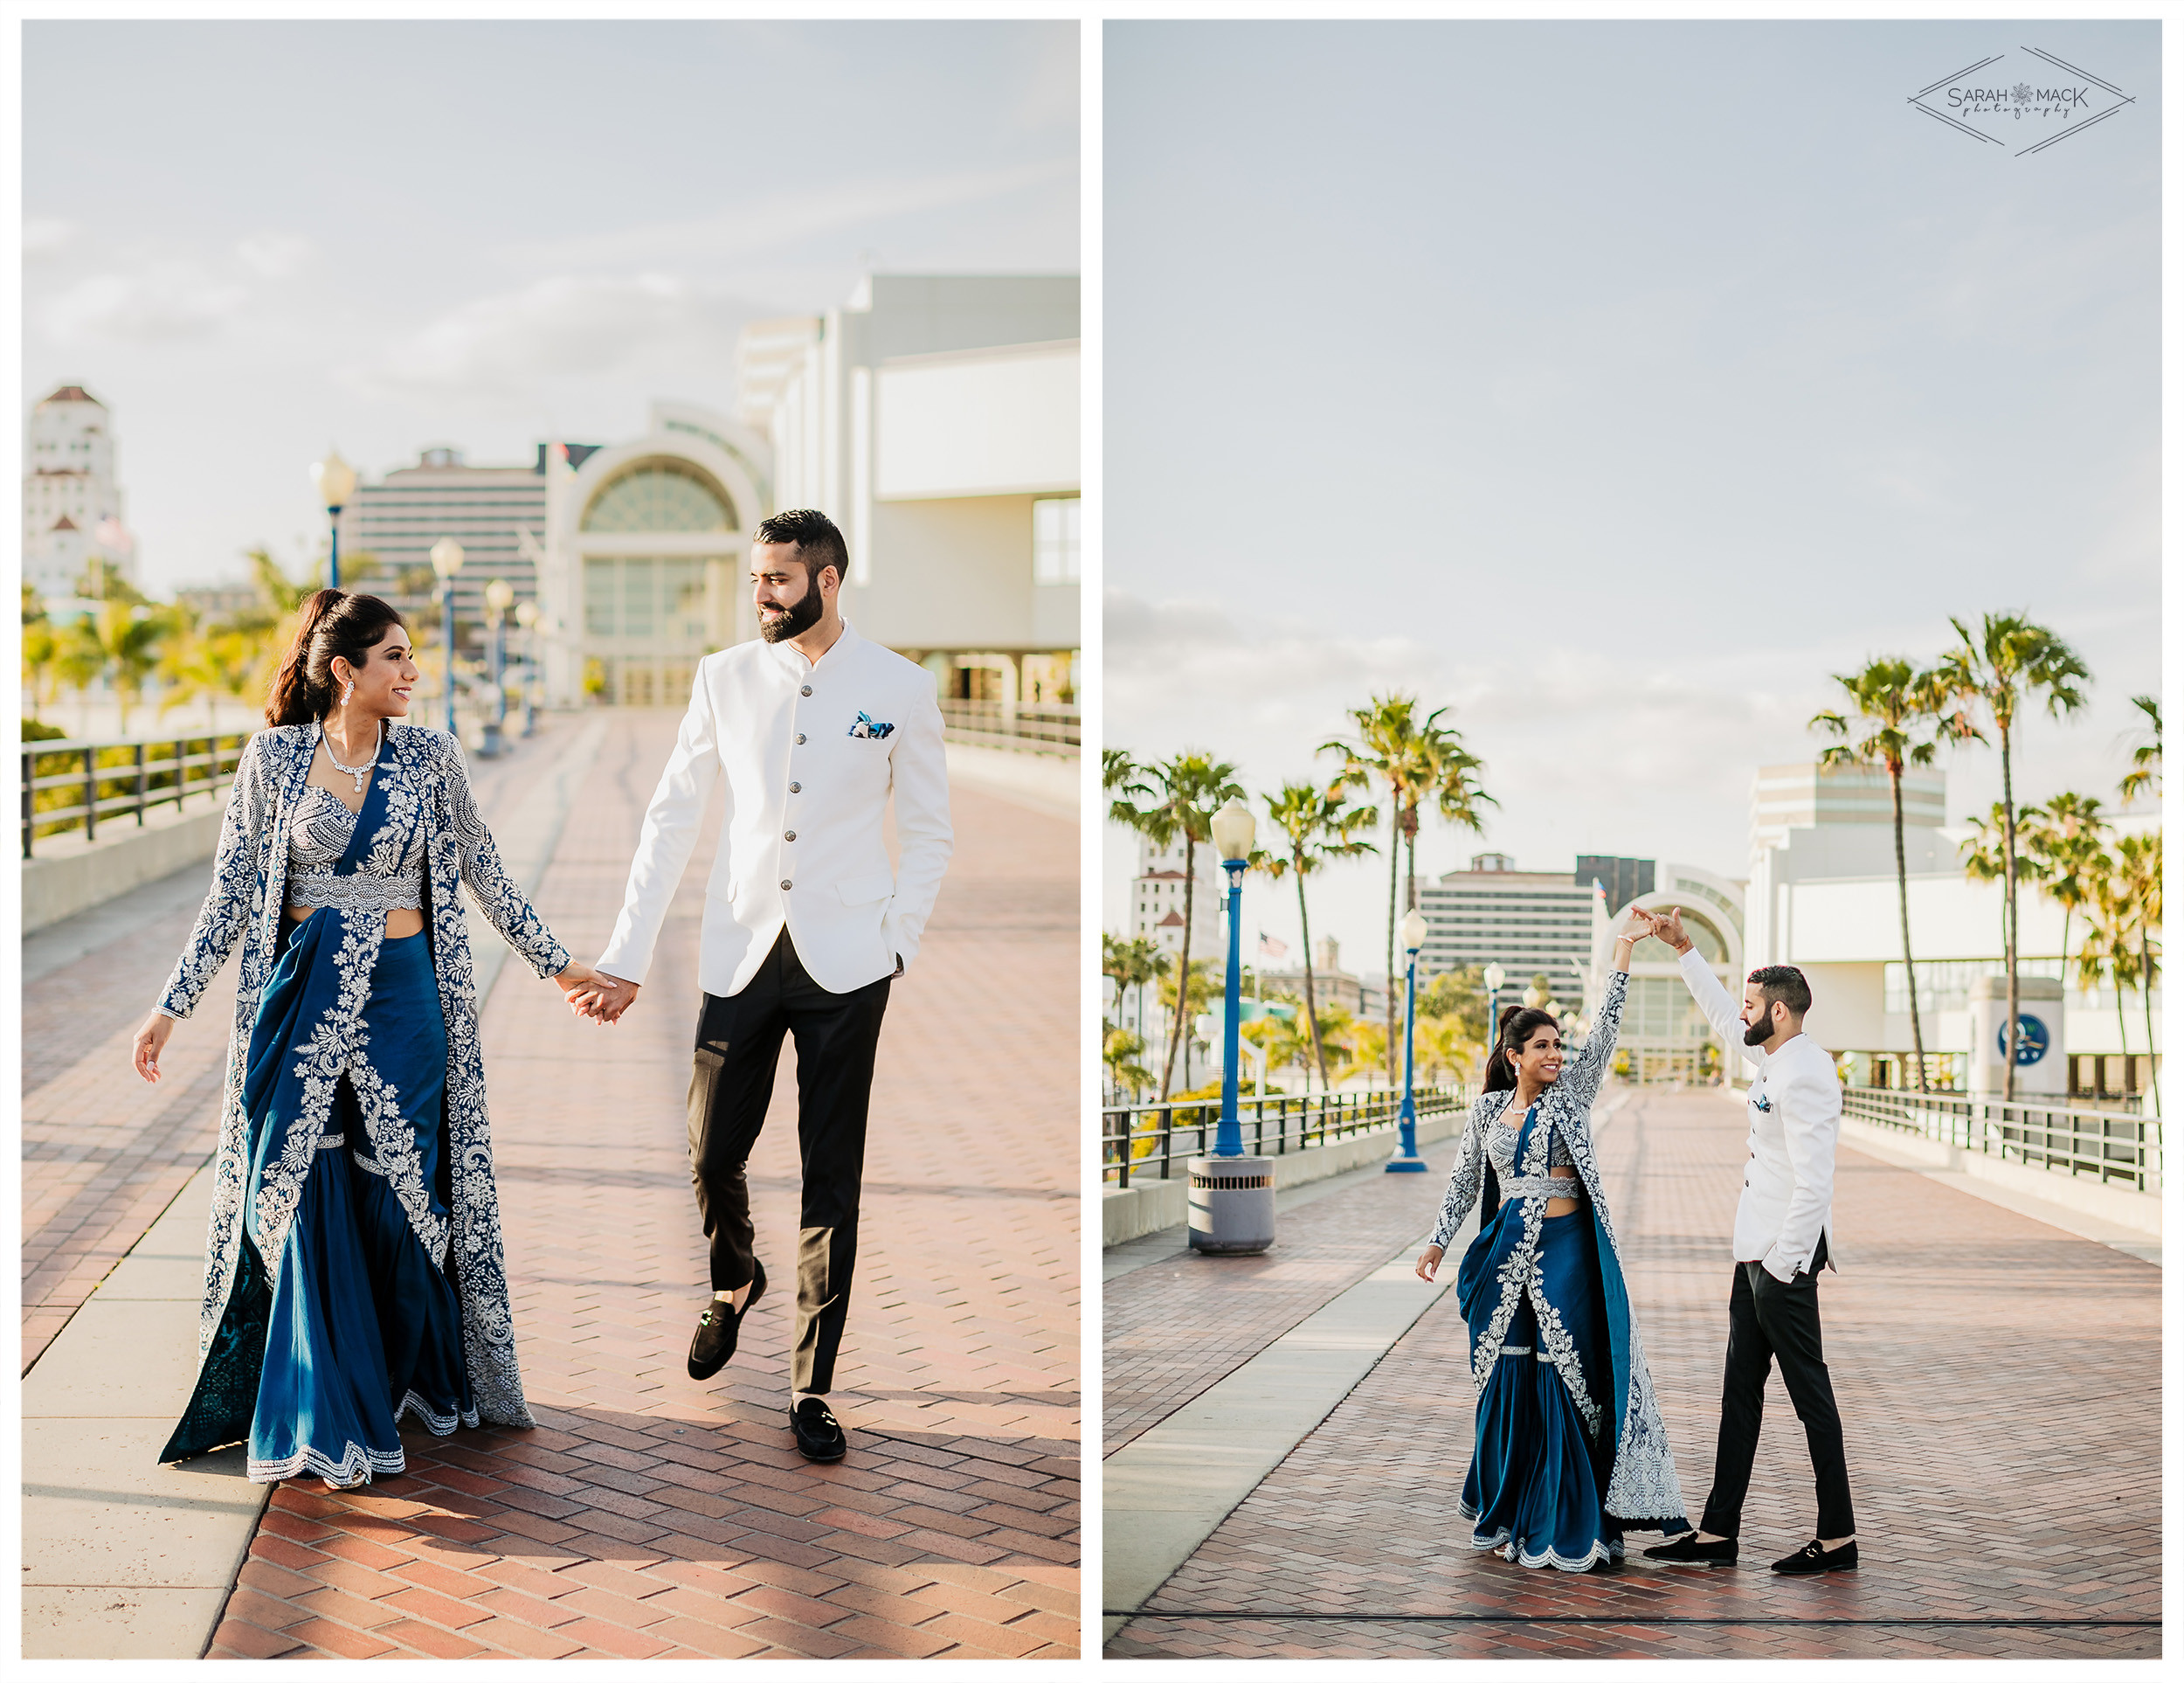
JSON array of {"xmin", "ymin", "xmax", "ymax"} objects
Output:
[
  {"xmin": 789, "ymin": 1396, "xmax": 847, "ymax": 1463},
  {"xmin": 686, "ymin": 1257, "xmax": 766, "ymax": 1381},
  {"xmin": 1643, "ymin": 1532, "xmax": 1738, "ymax": 1566},
  {"xmin": 1772, "ymin": 1539, "xmax": 1857, "ymax": 1575}
]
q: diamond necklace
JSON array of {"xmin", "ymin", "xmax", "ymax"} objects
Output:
[{"xmin": 320, "ymin": 718, "xmax": 384, "ymax": 795}]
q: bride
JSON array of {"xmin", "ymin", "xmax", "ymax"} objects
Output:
[
  {"xmin": 131, "ymin": 589, "xmax": 615, "ymax": 1488},
  {"xmin": 1415, "ymin": 904, "xmax": 1686, "ymax": 1570}
]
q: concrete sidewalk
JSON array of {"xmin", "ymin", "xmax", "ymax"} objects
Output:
[{"xmin": 1104, "ymin": 1088, "xmax": 2160, "ymax": 1661}]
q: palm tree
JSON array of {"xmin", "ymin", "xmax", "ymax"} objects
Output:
[
  {"xmin": 1255, "ymin": 779, "xmax": 1378, "ymax": 1092},
  {"xmin": 1413, "ymin": 1015, "xmax": 1477, "ymax": 1087},
  {"xmin": 1103, "ymin": 1028, "xmax": 1153, "ymax": 1103},
  {"xmin": 1814, "ymin": 657, "xmax": 1974, "ymax": 1093},
  {"xmin": 2077, "ymin": 862, "xmax": 2138, "ymax": 1081},
  {"xmin": 91, "ymin": 602, "xmax": 176, "ymax": 734},
  {"xmin": 1109, "ymin": 751, "xmax": 1244, "ymax": 1098},
  {"xmin": 1102, "ymin": 933, "xmax": 1171, "ymax": 1055},
  {"xmin": 1322, "ymin": 694, "xmax": 1494, "ymax": 1084},
  {"xmin": 1940, "ymin": 614, "xmax": 2091, "ymax": 1098},
  {"xmin": 23, "ymin": 587, "xmax": 59, "ymax": 722},
  {"xmin": 1157, "ymin": 957, "xmax": 1222, "ymax": 1094},
  {"xmin": 2119, "ymin": 695, "xmax": 2161, "ymax": 806},
  {"xmin": 2019, "ymin": 793, "xmax": 2111, "ymax": 988},
  {"xmin": 54, "ymin": 618, "xmax": 107, "ymax": 734},
  {"xmin": 1959, "ymin": 801, "xmax": 2037, "ymax": 965},
  {"xmin": 2113, "ymin": 830, "xmax": 2161, "ymax": 1110}
]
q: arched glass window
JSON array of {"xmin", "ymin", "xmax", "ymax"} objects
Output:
[{"xmin": 580, "ymin": 461, "xmax": 736, "ymax": 533}]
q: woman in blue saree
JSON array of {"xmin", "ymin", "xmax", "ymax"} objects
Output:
[
  {"xmin": 1415, "ymin": 906, "xmax": 1687, "ymax": 1571},
  {"xmin": 132, "ymin": 590, "xmax": 618, "ymax": 1488}
]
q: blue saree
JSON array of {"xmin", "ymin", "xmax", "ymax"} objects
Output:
[
  {"xmin": 162, "ymin": 760, "xmax": 475, "ymax": 1484},
  {"xmin": 1429, "ymin": 971, "xmax": 1688, "ymax": 1570}
]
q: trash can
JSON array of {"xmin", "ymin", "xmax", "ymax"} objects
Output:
[{"xmin": 1187, "ymin": 1154, "xmax": 1275, "ymax": 1254}]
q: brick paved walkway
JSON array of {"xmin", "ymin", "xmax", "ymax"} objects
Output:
[
  {"xmin": 19, "ymin": 710, "xmax": 1078, "ymax": 1659},
  {"xmin": 1106, "ymin": 1089, "xmax": 2160, "ymax": 1661},
  {"xmin": 20, "ymin": 734, "xmax": 547, "ymax": 1373}
]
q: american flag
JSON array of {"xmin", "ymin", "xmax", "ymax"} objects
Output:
[{"xmin": 1258, "ymin": 933, "xmax": 1288, "ymax": 962}]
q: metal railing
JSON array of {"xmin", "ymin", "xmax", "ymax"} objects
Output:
[
  {"xmin": 1841, "ymin": 1084, "xmax": 2162, "ymax": 1193},
  {"xmin": 1102, "ymin": 1084, "xmax": 1470, "ymax": 1186},
  {"xmin": 21, "ymin": 731, "xmax": 250, "ymax": 858},
  {"xmin": 938, "ymin": 699, "xmax": 1079, "ymax": 756}
]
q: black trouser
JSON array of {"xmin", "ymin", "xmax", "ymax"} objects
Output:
[
  {"xmin": 687, "ymin": 931, "xmax": 890, "ymax": 1396},
  {"xmin": 1698, "ymin": 1235, "xmax": 1856, "ymax": 1542}
]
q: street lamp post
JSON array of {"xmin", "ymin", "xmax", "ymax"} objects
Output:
[
  {"xmin": 430, "ymin": 538, "xmax": 464, "ymax": 736},
  {"xmin": 1190, "ymin": 797, "xmax": 1274, "ymax": 1255},
  {"xmin": 1386, "ymin": 907, "xmax": 1431, "ymax": 1173},
  {"xmin": 514, "ymin": 600, "xmax": 538, "ymax": 736},
  {"xmin": 310, "ymin": 451, "xmax": 357, "ymax": 590},
  {"xmin": 481, "ymin": 578, "xmax": 513, "ymax": 758},
  {"xmin": 1483, "ymin": 961, "xmax": 1507, "ymax": 1071}
]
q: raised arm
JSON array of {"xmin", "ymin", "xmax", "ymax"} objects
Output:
[
  {"xmin": 439, "ymin": 737, "xmax": 570, "ymax": 980},
  {"xmin": 881, "ymin": 675, "xmax": 952, "ymax": 973},
  {"xmin": 1657, "ymin": 906, "xmax": 1760, "ymax": 1069},
  {"xmin": 156, "ymin": 733, "xmax": 272, "ymax": 1021},
  {"xmin": 1560, "ymin": 906, "xmax": 1652, "ymax": 1112},
  {"xmin": 597, "ymin": 668, "xmax": 719, "ymax": 987}
]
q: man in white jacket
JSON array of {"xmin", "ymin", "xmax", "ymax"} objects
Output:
[
  {"xmin": 572, "ymin": 509, "xmax": 952, "ymax": 1464},
  {"xmin": 1641, "ymin": 907, "xmax": 1858, "ymax": 1576}
]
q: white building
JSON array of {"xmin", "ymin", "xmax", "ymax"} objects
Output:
[
  {"xmin": 1581, "ymin": 758, "xmax": 2157, "ymax": 1099},
  {"xmin": 752, "ymin": 274, "xmax": 1082, "ymax": 706},
  {"xmin": 531, "ymin": 402, "xmax": 773, "ymax": 708},
  {"xmin": 24, "ymin": 384, "xmax": 134, "ymax": 599},
  {"xmin": 1129, "ymin": 835, "xmax": 1223, "ymax": 963},
  {"xmin": 1420, "ymin": 852, "xmax": 1606, "ymax": 993}
]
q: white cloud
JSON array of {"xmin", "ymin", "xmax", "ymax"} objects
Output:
[
  {"xmin": 236, "ymin": 231, "xmax": 314, "ymax": 280},
  {"xmin": 41, "ymin": 261, "xmax": 248, "ymax": 343},
  {"xmin": 351, "ymin": 272, "xmax": 756, "ymax": 398},
  {"xmin": 499, "ymin": 157, "xmax": 1074, "ymax": 274},
  {"xmin": 24, "ymin": 218, "xmax": 79, "ymax": 260}
]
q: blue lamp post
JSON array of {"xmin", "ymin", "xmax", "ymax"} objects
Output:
[
  {"xmin": 481, "ymin": 578, "xmax": 513, "ymax": 758},
  {"xmin": 1483, "ymin": 961, "xmax": 1507, "ymax": 1072},
  {"xmin": 1210, "ymin": 796, "xmax": 1255, "ymax": 1158},
  {"xmin": 310, "ymin": 451, "xmax": 357, "ymax": 590},
  {"xmin": 431, "ymin": 538, "xmax": 464, "ymax": 736},
  {"xmin": 515, "ymin": 600, "xmax": 539, "ymax": 736},
  {"xmin": 1386, "ymin": 907, "xmax": 1431, "ymax": 1172}
]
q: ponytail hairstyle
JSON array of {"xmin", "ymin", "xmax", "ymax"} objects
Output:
[
  {"xmin": 1482, "ymin": 1004, "xmax": 1561, "ymax": 1094},
  {"xmin": 265, "ymin": 589, "xmax": 408, "ymax": 727}
]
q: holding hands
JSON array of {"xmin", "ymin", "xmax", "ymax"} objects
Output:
[{"xmin": 557, "ymin": 961, "xmax": 639, "ymax": 1025}]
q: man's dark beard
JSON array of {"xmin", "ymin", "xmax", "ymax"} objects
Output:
[
  {"xmin": 757, "ymin": 576, "xmax": 823, "ymax": 643},
  {"xmin": 1743, "ymin": 1014, "xmax": 1776, "ymax": 1047}
]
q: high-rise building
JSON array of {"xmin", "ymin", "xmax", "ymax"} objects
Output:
[
  {"xmin": 337, "ymin": 444, "xmax": 584, "ymax": 627},
  {"xmin": 1417, "ymin": 853, "xmax": 1599, "ymax": 1000},
  {"xmin": 1575, "ymin": 855, "xmax": 1655, "ymax": 918},
  {"xmin": 24, "ymin": 384, "xmax": 133, "ymax": 598},
  {"xmin": 1129, "ymin": 835, "xmax": 1223, "ymax": 962}
]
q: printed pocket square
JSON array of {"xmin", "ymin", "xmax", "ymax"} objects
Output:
[{"xmin": 848, "ymin": 710, "xmax": 895, "ymax": 739}]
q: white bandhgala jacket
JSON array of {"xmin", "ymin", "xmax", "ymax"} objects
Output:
[
  {"xmin": 598, "ymin": 621, "xmax": 953, "ymax": 998},
  {"xmin": 1676, "ymin": 947, "xmax": 1842, "ymax": 1280}
]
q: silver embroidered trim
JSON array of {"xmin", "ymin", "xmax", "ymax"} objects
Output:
[
  {"xmin": 287, "ymin": 869, "xmax": 424, "ymax": 913},
  {"xmin": 315, "ymin": 1133, "xmax": 346, "ymax": 1151},
  {"xmin": 165, "ymin": 725, "xmax": 560, "ymax": 1435},
  {"xmin": 396, "ymin": 1390, "xmax": 481, "ymax": 1436},
  {"xmin": 247, "ymin": 1438, "xmax": 408, "ymax": 1486},
  {"xmin": 1502, "ymin": 1176, "xmax": 1585, "ymax": 1202}
]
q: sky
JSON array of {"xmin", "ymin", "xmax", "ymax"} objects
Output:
[
  {"xmin": 23, "ymin": 19, "xmax": 1078, "ymax": 594},
  {"xmin": 1103, "ymin": 19, "xmax": 2161, "ymax": 977}
]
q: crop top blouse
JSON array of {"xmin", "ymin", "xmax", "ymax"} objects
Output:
[
  {"xmin": 286, "ymin": 786, "xmax": 425, "ymax": 915},
  {"xmin": 1484, "ymin": 1100, "xmax": 1584, "ymax": 1204}
]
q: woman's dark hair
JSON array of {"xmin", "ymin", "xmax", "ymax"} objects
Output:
[
  {"xmin": 1482, "ymin": 1004, "xmax": 1562, "ymax": 1094},
  {"xmin": 265, "ymin": 590, "xmax": 407, "ymax": 727}
]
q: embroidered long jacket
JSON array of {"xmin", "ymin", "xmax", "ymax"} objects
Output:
[
  {"xmin": 1427, "ymin": 970, "xmax": 1687, "ymax": 1524},
  {"xmin": 158, "ymin": 722, "xmax": 569, "ymax": 1428}
]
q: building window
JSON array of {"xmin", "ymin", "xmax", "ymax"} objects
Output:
[
  {"xmin": 1034, "ymin": 495, "xmax": 1081, "ymax": 585},
  {"xmin": 581, "ymin": 461, "xmax": 736, "ymax": 533}
]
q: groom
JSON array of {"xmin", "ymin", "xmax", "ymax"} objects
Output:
[
  {"xmin": 1641, "ymin": 908, "xmax": 1858, "ymax": 1575},
  {"xmin": 574, "ymin": 509, "xmax": 952, "ymax": 1463}
]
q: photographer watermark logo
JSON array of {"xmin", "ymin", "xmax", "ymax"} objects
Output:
[{"xmin": 1910, "ymin": 45, "xmax": 2134, "ymax": 156}]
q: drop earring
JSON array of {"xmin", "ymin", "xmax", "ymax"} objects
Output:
[{"xmin": 342, "ymin": 679, "xmax": 355, "ymax": 706}]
